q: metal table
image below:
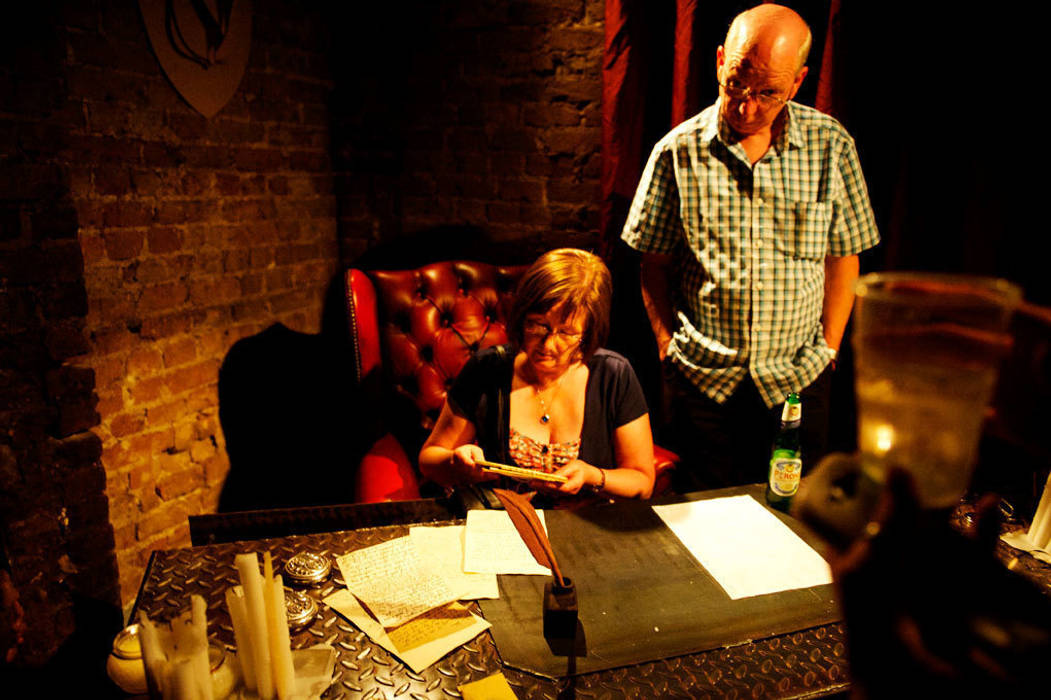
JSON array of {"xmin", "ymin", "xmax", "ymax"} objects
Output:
[{"xmin": 132, "ymin": 494, "xmax": 851, "ymax": 698}]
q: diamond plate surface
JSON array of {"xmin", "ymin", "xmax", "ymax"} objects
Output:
[{"xmin": 131, "ymin": 522, "xmax": 850, "ymax": 699}]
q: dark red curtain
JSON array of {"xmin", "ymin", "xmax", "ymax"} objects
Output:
[{"xmin": 602, "ymin": 2, "xmax": 1046, "ymax": 439}]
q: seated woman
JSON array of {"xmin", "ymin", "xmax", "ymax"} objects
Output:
[{"xmin": 419, "ymin": 248, "xmax": 655, "ymax": 499}]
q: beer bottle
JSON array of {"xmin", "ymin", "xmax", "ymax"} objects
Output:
[{"xmin": 766, "ymin": 393, "xmax": 802, "ymax": 513}]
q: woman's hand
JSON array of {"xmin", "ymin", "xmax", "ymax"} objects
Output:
[
  {"xmin": 450, "ymin": 444, "xmax": 496, "ymax": 483},
  {"xmin": 536, "ymin": 459, "xmax": 601, "ymax": 496}
]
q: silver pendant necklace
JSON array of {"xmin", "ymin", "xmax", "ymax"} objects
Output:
[{"xmin": 534, "ymin": 373, "xmax": 566, "ymax": 424}]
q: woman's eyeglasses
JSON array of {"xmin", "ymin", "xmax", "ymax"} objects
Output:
[{"xmin": 523, "ymin": 320, "xmax": 583, "ymax": 345}]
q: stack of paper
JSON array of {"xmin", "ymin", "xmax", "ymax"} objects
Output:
[
  {"xmin": 324, "ymin": 510, "xmax": 552, "ymax": 672},
  {"xmin": 325, "ymin": 534, "xmax": 491, "ymax": 672}
]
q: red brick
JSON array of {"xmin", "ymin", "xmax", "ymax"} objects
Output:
[
  {"xmin": 110, "ymin": 523, "xmax": 136, "ymax": 553},
  {"xmin": 102, "ymin": 441, "xmax": 133, "ymax": 470},
  {"xmin": 109, "ymin": 411, "xmax": 146, "ymax": 438},
  {"xmin": 138, "ymin": 282, "xmax": 188, "ymax": 313},
  {"xmin": 203, "ymin": 454, "xmax": 228, "ymax": 483},
  {"xmin": 127, "ymin": 375, "xmax": 165, "ymax": 404},
  {"xmin": 145, "ymin": 399, "xmax": 187, "ymax": 427},
  {"xmin": 223, "ymin": 249, "xmax": 251, "ymax": 273},
  {"xmin": 184, "ymin": 385, "xmax": 218, "ymax": 413},
  {"xmin": 92, "ymin": 355, "xmax": 127, "ymax": 388},
  {"xmin": 140, "ymin": 311, "xmax": 193, "ymax": 340},
  {"xmin": 270, "ymin": 290, "xmax": 310, "ymax": 313},
  {"xmin": 167, "ymin": 360, "xmax": 217, "ymax": 395},
  {"xmin": 547, "ymin": 178, "xmax": 598, "ymax": 203},
  {"xmin": 268, "ymin": 176, "xmax": 289, "ymax": 195},
  {"xmin": 95, "ymin": 391, "xmax": 124, "ymax": 419},
  {"xmin": 79, "ymin": 230, "xmax": 107, "ymax": 266},
  {"xmin": 217, "ymin": 277, "xmax": 241, "ymax": 302},
  {"xmin": 103, "ymin": 229, "xmax": 144, "ymax": 260},
  {"xmin": 146, "ymin": 227, "xmax": 183, "ymax": 254},
  {"xmin": 157, "ymin": 450, "xmax": 191, "ymax": 474},
  {"xmin": 102, "ymin": 200, "xmax": 154, "ymax": 228},
  {"xmin": 215, "ymin": 173, "xmax": 242, "ymax": 196},
  {"xmin": 135, "ymin": 503, "xmax": 185, "ymax": 539},
  {"xmin": 196, "ymin": 329, "xmax": 227, "ymax": 357},
  {"xmin": 127, "ymin": 347, "xmax": 163, "ymax": 375},
  {"xmin": 233, "ymin": 147, "xmax": 284, "ymax": 172},
  {"xmin": 173, "ymin": 422, "xmax": 195, "ymax": 451},
  {"xmin": 157, "ymin": 468, "xmax": 200, "ymax": 500},
  {"xmin": 265, "ymin": 268, "xmax": 293, "ymax": 292},
  {"xmin": 163, "ymin": 337, "xmax": 197, "ymax": 367},
  {"xmin": 155, "ymin": 200, "xmax": 207, "ymax": 225},
  {"xmin": 189, "ymin": 438, "xmax": 216, "ymax": 463}
]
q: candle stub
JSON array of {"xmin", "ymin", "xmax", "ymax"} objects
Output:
[{"xmin": 106, "ymin": 623, "xmax": 148, "ymax": 694}]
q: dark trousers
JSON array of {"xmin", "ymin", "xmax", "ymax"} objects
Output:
[{"xmin": 662, "ymin": 363, "xmax": 833, "ymax": 492}]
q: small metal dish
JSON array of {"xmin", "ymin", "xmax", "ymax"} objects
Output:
[
  {"xmin": 283, "ymin": 551, "xmax": 332, "ymax": 587},
  {"xmin": 284, "ymin": 587, "xmax": 319, "ymax": 631}
]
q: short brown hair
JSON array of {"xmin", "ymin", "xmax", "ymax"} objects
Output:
[{"xmin": 509, "ymin": 248, "xmax": 611, "ymax": 361}]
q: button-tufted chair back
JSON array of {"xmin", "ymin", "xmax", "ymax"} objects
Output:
[
  {"xmin": 345, "ymin": 261, "xmax": 528, "ymax": 502},
  {"xmin": 348, "ymin": 261, "xmax": 528, "ymax": 430}
]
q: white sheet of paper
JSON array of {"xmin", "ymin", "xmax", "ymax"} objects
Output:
[
  {"xmin": 652, "ymin": 495, "xmax": 833, "ymax": 599},
  {"xmin": 335, "ymin": 536, "xmax": 459, "ymax": 627},
  {"xmin": 410, "ymin": 525, "xmax": 499, "ymax": 600},
  {"xmin": 323, "ymin": 589, "xmax": 491, "ymax": 673},
  {"xmin": 463, "ymin": 509, "xmax": 551, "ymax": 576}
]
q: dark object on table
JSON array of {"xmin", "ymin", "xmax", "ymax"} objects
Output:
[
  {"xmin": 796, "ymin": 459, "xmax": 1050, "ymax": 695},
  {"xmin": 542, "ymin": 578, "xmax": 578, "ymax": 640}
]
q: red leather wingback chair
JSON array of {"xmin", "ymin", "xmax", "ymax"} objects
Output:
[{"xmin": 345, "ymin": 260, "xmax": 677, "ymax": 503}]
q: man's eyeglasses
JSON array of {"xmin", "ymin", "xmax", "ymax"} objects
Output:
[
  {"xmin": 523, "ymin": 320, "xmax": 583, "ymax": 344},
  {"xmin": 718, "ymin": 80, "xmax": 788, "ymax": 109}
]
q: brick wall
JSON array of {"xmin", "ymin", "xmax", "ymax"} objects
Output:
[
  {"xmin": 3, "ymin": 0, "xmax": 343, "ymax": 659},
  {"xmin": 332, "ymin": 0, "xmax": 605, "ymax": 262},
  {"xmin": 2, "ymin": 0, "xmax": 607, "ymax": 665},
  {"xmin": 71, "ymin": 2, "xmax": 340, "ymax": 605}
]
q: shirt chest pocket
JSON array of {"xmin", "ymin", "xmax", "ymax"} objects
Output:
[{"xmin": 773, "ymin": 200, "xmax": 832, "ymax": 261}]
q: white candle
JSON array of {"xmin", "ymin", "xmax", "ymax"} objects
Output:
[
  {"xmin": 138, "ymin": 612, "xmax": 168, "ymax": 698},
  {"xmin": 235, "ymin": 553, "xmax": 274, "ymax": 700},
  {"xmin": 168, "ymin": 656, "xmax": 198, "ymax": 700},
  {"xmin": 269, "ymin": 574, "xmax": 297, "ymax": 699},
  {"xmin": 225, "ymin": 587, "xmax": 257, "ymax": 692},
  {"xmin": 190, "ymin": 596, "xmax": 213, "ymax": 700}
]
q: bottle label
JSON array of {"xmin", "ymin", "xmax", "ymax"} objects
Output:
[
  {"xmin": 781, "ymin": 401, "xmax": 801, "ymax": 424},
  {"xmin": 768, "ymin": 452, "xmax": 802, "ymax": 497}
]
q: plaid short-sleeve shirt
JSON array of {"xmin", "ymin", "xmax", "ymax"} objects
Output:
[{"xmin": 622, "ymin": 100, "xmax": 879, "ymax": 408}]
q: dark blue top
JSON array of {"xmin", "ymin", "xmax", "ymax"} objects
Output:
[{"xmin": 447, "ymin": 345, "xmax": 649, "ymax": 468}]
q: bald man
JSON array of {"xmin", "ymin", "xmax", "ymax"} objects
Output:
[{"xmin": 622, "ymin": 4, "xmax": 879, "ymax": 490}]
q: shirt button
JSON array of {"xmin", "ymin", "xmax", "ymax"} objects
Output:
[{"xmin": 756, "ymin": 282, "xmax": 763, "ymax": 290}]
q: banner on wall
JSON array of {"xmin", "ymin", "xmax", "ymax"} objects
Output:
[{"xmin": 139, "ymin": 0, "xmax": 252, "ymax": 118}]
